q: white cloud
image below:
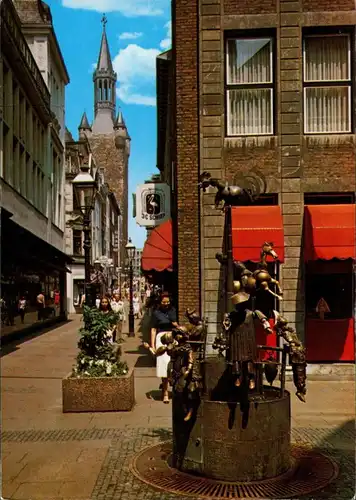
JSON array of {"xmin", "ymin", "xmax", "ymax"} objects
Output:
[
  {"xmin": 119, "ymin": 32, "xmax": 143, "ymax": 40},
  {"xmin": 89, "ymin": 62, "xmax": 97, "ymax": 73},
  {"xmin": 113, "ymin": 44, "xmax": 159, "ymax": 106},
  {"xmin": 117, "ymin": 85, "xmax": 156, "ymax": 106},
  {"xmin": 62, "ymin": 0, "xmax": 166, "ymax": 17},
  {"xmin": 159, "ymin": 20, "xmax": 171, "ymax": 50}
]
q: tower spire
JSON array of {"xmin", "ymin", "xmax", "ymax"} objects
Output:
[
  {"xmin": 92, "ymin": 15, "xmax": 117, "ymax": 133},
  {"xmin": 96, "ymin": 14, "xmax": 113, "ymax": 72}
]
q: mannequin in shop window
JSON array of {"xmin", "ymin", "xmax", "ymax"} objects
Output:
[{"xmin": 316, "ymin": 297, "xmax": 330, "ymax": 320}]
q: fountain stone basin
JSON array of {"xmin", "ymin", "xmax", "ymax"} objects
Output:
[{"xmin": 172, "ymin": 357, "xmax": 291, "ymax": 482}]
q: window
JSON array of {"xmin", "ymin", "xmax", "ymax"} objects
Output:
[
  {"xmin": 226, "ymin": 37, "xmax": 274, "ymax": 136},
  {"xmin": 73, "ymin": 230, "xmax": 82, "ymax": 256},
  {"xmin": 305, "ymin": 261, "xmax": 353, "ymax": 319},
  {"xmin": 303, "ymin": 34, "xmax": 352, "ymax": 134}
]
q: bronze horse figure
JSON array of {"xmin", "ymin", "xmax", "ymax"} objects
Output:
[{"xmin": 198, "ymin": 171, "xmax": 266, "ymax": 210}]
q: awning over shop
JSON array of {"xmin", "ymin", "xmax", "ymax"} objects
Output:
[
  {"xmin": 141, "ymin": 219, "xmax": 173, "ymax": 272},
  {"xmin": 304, "ymin": 205, "xmax": 355, "ymax": 261},
  {"xmin": 231, "ymin": 206, "xmax": 284, "ymax": 262}
]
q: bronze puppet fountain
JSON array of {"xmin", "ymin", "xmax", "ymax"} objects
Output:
[{"xmin": 213, "ymin": 244, "xmax": 307, "ymax": 402}]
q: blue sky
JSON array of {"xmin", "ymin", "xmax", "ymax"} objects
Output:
[{"xmin": 46, "ymin": 0, "xmax": 172, "ymax": 249}]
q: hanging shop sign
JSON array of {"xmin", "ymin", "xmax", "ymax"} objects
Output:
[{"xmin": 135, "ymin": 183, "xmax": 171, "ymax": 227}]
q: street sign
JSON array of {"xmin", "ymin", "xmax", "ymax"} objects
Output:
[{"xmin": 135, "ymin": 183, "xmax": 171, "ymax": 227}]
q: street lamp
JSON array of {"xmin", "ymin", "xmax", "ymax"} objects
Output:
[
  {"xmin": 72, "ymin": 158, "xmax": 97, "ymax": 308},
  {"xmin": 125, "ymin": 238, "xmax": 136, "ymax": 337}
]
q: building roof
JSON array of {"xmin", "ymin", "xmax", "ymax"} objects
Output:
[
  {"xmin": 13, "ymin": 0, "xmax": 51, "ymax": 25},
  {"xmin": 78, "ymin": 112, "xmax": 91, "ymax": 130}
]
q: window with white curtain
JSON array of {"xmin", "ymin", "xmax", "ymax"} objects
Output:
[
  {"xmin": 303, "ymin": 34, "xmax": 352, "ymax": 134},
  {"xmin": 226, "ymin": 37, "xmax": 274, "ymax": 136}
]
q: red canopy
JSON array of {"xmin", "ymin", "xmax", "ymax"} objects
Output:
[
  {"xmin": 304, "ymin": 205, "xmax": 355, "ymax": 261},
  {"xmin": 141, "ymin": 219, "xmax": 173, "ymax": 272},
  {"xmin": 232, "ymin": 206, "xmax": 284, "ymax": 262}
]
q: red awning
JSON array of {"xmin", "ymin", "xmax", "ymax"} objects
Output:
[
  {"xmin": 304, "ymin": 205, "xmax": 355, "ymax": 261},
  {"xmin": 141, "ymin": 219, "xmax": 173, "ymax": 272},
  {"xmin": 232, "ymin": 206, "xmax": 284, "ymax": 262}
]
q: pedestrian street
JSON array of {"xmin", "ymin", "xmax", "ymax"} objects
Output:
[{"xmin": 1, "ymin": 314, "xmax": 355, "ymax": 499}]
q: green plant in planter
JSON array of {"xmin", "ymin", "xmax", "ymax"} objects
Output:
[{"xmin": 71, "ymin": 306, "xmax": 128, "ymax": 378}]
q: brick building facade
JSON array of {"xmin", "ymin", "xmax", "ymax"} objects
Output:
[{"xmin": 167, "ymin": 0, "xmax": 355, "ymax": 361}]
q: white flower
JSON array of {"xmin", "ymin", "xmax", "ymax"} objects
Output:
[
  {"xmin": 84, "ymin": 371, "xmax": 89, "ymax": 375},
  {"xmin": 106, "ymin": 365, "xmax": 112, "ymax": 375},
  {"xmin": 123, "ymin": 369, "xmax": 127, "ymax": 374},
  {"xmin": 89, "ymin": 360, "xmax": 93, "ymax": 366},
  {"xmin": 81, "ymin": 359, "xmax": 85, "ymax": 365}
]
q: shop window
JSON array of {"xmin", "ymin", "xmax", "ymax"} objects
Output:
[
  {"xmin": 303, "ymin": 33, "xmax": 352, "ymax": 134},
  {"xmin": 226, "ymin": 36, "xmax": 274, "ymax": 136},
  {"xmin": 73, "ymin": 230, "xmax": 82, "ymax": 256},
  {"xmin": 73, "ymin": 280, "xmax": 85, "ymax": 307},
  {"xmin": 305, "ymin": 260, "xmax": 353, "ymax": 320}
]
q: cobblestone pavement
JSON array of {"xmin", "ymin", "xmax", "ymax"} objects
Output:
[
  {"xmin": 2, "ymin": 424, "xmax": 354, "ymax": 499},
  {"xmin": 1, "ymin": 314, "xmax": 355, "ymax": 499}
]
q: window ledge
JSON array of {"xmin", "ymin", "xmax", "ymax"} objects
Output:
[
  {"xmin": 225, "ymin": 135, "xmax": 277, "ymax": 149},
  {"xmin": 303, "ymin": 134, "xmax": 355, "ymax": 146}
]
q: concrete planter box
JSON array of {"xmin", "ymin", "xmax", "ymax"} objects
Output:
[{"xmin": 62, "ymin": 368, "xmax": 135, "ymax": 413}]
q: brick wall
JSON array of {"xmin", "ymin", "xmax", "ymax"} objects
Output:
[
  {"xmin": 174, "ymin": 0, "xmax": 200, "ymax": 321},
  {"xmin": 303, "ymin": 137, "xmax": 356, "ymax": 192},
  {"xmin": 224, "ymin": 141, "xmax": 279, "ymax": 187},
  {"xmin": 302, "ymin": 0, "xmax": 354, "ymax": 11},
  {"xmin": 223, "ymin": 0, "xmax": 277, "ymax": 15}
]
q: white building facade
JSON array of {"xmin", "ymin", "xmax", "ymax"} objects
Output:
[{"xmin": 1, "ymin": 0, "xmax": 70, "ymax": 330}]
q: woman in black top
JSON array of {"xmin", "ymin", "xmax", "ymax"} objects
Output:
[{"xmin": 150, "ymin": 292, "xmax": 178, "ymax": 403}]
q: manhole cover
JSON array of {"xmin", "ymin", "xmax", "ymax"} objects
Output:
[{"xmin": 130, "ymin": 442, "xmax": 338, "ymax": 499}]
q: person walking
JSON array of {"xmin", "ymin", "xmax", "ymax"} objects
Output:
[
  {"xmin": 150, "ymin": 292, "xmax": 179, "ymax": 404},
  {"xmin": 36, "ymin": 291, "xmax": 45, "ymax": 321},
  {"xmin": 18, "ymin": 296, "xmax": 27, "ymax": 324},
  {"xmin": 99, "ymin": 296, "xmax": 116, "ymax": 343},
  {"xmin": 133, "ymin": 292, "xmax": 141, "ymax": 319},
  {"xmin": 111, "ymin": 293, "xmax": 125, "ymax": 342},
  {"xmin": 54, "ymin": 289, "xmax": 60, "ymax": 316}
]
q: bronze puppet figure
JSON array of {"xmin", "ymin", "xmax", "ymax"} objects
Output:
[
  {"xmin": 143, "ymin": 312, "xmax": 206, "ymax": 422},
  {"xmin": 216, "ymin": 242, "xmax": 283, "ymax": 302},
  {"xmin": 225, "ymin": 302, "xmax": 273, "ymax": 389},
  {"xmin": 253, "ymin": 242, "xmax": 283, "ymax": 300},
  {"xmin": 273, "ymin": 311, "xmax": 307, "ymax": 402}
]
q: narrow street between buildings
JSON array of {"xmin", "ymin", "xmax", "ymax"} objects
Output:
[{"xmin": 1, "ymin": 313, "xmax": 355, "ymax": 500}]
